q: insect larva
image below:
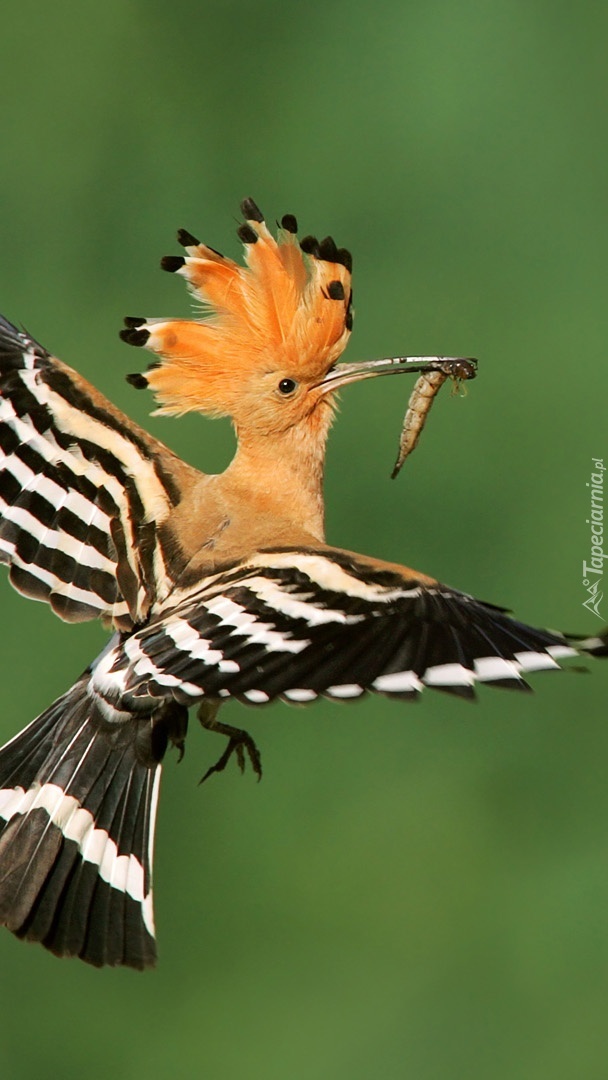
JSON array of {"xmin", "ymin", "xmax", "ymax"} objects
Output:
[{"xmin": 391, "ymin": 358, "xmax": 477, "ymax": 479}]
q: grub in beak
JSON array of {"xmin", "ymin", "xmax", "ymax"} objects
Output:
[{"xmin": 319, "ymin": 355, "xmax": 477, "ymax": 393}]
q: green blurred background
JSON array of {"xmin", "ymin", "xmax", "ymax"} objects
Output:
[{"xmin": 1, "ymin": 2, "xmax": 607, "ymax": 1077}]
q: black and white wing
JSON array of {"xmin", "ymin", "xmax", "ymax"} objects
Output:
[
  {"xmin": 90, "ymin": 546, "xmax": 577, "ymax": 710},
  {"xmin": 0, "ymin": 315, "xmax": 190, "ymax": 629}
]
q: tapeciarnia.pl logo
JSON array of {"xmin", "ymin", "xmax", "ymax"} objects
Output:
[{"xmin": 582, "ymin": 458, "xmax": 605, "ymax": 618}]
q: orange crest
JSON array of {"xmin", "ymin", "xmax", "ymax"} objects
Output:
[{"xmin": 121, "ymin": 198, "xmax": 353, "ymax": 419}]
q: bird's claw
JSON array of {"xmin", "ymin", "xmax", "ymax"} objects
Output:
[
  {"xmin": 199, "ymin": 729, "xmax": 262, "ymax": 784},
  {"xmin": 197, "ymin": 702, "xmax": 263, "ymax": 784}
]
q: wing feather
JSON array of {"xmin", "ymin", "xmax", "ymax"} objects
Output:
[
  {"xmin": 90, "ymin": 547, "xmax": 576, "ymax": 709},
  {"xmin": 0, "ymin": 315, "xmax": 190, "ymax": 628}
]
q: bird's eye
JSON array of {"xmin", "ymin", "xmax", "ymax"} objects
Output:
[{"xmin": 278, "ymin": 378, "xmax": 298, "ymax": 396}]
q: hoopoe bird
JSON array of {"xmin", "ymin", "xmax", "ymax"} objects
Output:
[{"xmin": 0, "ymin": 198, "xmax": 601, "ymax": 970}]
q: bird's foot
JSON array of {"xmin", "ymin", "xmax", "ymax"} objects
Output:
[{"xmin": 197, "ymin": 701, "xmax": 262, "ymax": 783}]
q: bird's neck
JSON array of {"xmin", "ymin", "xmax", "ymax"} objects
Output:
[{"xmin": 224, "ymin": 413, "xmax": 332, "ymax": 541}]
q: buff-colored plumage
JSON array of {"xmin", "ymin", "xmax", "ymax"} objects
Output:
[{"xmin": 135, "ymin": 204, "xmax": 352, "ymax": 425}]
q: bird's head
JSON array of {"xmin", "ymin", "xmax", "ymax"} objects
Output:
[
  {"xmin": 121, "ymin": 199, "xmax": 476, "ymax": 451},
  {"xmin": 121, "ymin": 198, "xmax": 357, "ymax": 437}
]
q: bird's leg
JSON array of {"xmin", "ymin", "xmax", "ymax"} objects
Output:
[
  {"xmin": 197, "ymin": 699, "xmax": 262, "ymax": 783},
  {"xmin": 164, "ymin": 701, "xmax": 189, "ymax": 762}
]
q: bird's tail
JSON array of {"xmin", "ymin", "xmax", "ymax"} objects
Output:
[{"xmin": 0, "ymin": 674, "xmax": 180, "ymax": 969}]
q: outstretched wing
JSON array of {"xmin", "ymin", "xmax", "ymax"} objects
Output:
[
  {"xmin": 91, "ymin": 546, "xmax": 576, "ymax": 708},
  {"xmin": 0, "ymin": 315, "xmax": 190, "ymax": 629}
]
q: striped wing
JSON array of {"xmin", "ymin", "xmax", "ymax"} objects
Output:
[
  {"xmin": 0, "ymin": 315, "xmax": 185, "ymax": 629},
  {"xmin": 91, "ymin": 547, "xmax": 576, "ymax": 708}
]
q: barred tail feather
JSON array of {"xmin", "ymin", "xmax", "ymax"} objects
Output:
[{"xmin": 0, "ymin": 676, "xmax": 161, "ymax": 969}]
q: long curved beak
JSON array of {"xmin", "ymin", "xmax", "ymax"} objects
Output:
[{"xmin": 318, "ymin": 356, "xmax": 477, "ymax": 394}]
